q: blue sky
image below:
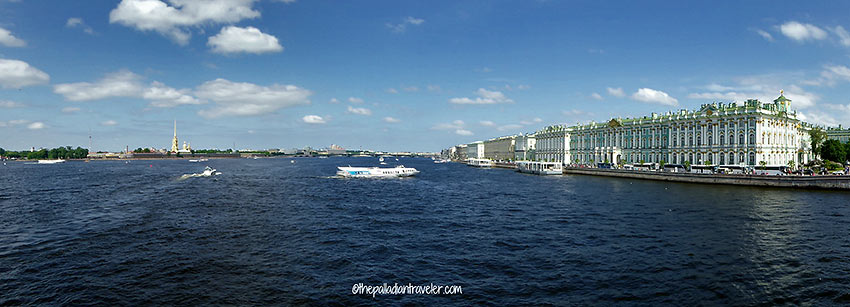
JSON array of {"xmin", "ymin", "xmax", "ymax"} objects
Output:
[{"xmin": 2, "ymin": 0, "xmax": 850, "ymax": 152}]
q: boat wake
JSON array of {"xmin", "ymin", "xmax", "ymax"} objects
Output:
[{"xmin": 178, "ymin": 166, "xmax": 221, "ymax": 181}]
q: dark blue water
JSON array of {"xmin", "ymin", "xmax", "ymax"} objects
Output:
[{"xmin": 1, "ymin": 157, "xmax": 850, "ymax": 305}]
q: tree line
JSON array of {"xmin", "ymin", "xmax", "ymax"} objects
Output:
[
  {"xmin": 810, "ymin": 128, "xmax": 850, "ymax": 165},
  {"xmin": 0, "ymin": 146, "xmax": 89, "ymax": 160}
]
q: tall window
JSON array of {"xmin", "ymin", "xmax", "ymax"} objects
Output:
[
  {"xmin": 708, "ymin": 135, "xmax": 713, "ymax": 146},
  {"xmin": 749, "ymin": 152, "xmax": 755, "ymax": 165},
  {"xmin": 689, "ymin": 136, "xmax": 693, "ymax": 146},
  {"xmin": 697, "ymin": 153, "xmax": 702, "ymax": 163},
  {"xmin": 739, "ymin": 133, "xmax": 744, "ymax": 145},
  {"xmin": 720, "ymin": 154, "xmax": 725, "ymax": 165},
  {"xmin": 681, "ymin": 136, "xmax": 685, "ymax": 147},
  {"xmin": 749, "ymin": 133, "xmax": 755, "ymax": 145},
  {"xmin": 720, "ymin": 133, "xmax": 724, "ymax": 145},
  {"xmin": 697, "ymin": 134, "xmax": 702, "ymax": 146},
  {"xmin": 739, "ymin": 152, "xmax": 745, "ymax": 165},
  {"xmin": 729, "ymin": 152, "xmax": 735, "ymax": 164},
  {"xmin": 730, "ymin": 134, "xmax": 735, "ymax": 145}
]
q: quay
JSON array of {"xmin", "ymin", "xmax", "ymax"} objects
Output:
[{"xmin": 562, "ymin": 167, "xmax": 850, "ymax": 190}]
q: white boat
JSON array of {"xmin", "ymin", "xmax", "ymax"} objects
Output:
[
  {"xmin": 434, "ymin": 159, "xmax": 449, "ymax": 164},
  {"xmin": 379, "ymin": 156, "xmax": 387, "ymax": 165},
  {"xmin": 336, "ymin": 165, "xmax": 419, "ymax": 178},
  {"xmin": 37, "ymin": 159, "xmax": 66, "ymax": 164},
  {"xmin": 467, "ymin": 158, "xmax": 493, "ymax": 168},
  {"xmin": 517, "ymin": 161, "xmax": 563, "ymax": 175}
]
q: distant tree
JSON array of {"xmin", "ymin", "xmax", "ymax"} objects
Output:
[
  {"xmin": 809, "ymin": 127, "xmax": 828, "ymax": 158},
  {"xmin": 684, "ymin": 161, "xmax": 691, "ymax": 170},
  {"xmin": 787, "ymin": 160, "xmax": 795, "ymax": 170},
  {"xmin": 821, "ymin": 139, "xmax": 846, "ymax": 163},
  {"xmin": 759, "ymin": 160, "xmax": 767, "ymax": 170},
  {"xmin": 0, "ymin": 147, "xmax": 5, "ymax": 156}
]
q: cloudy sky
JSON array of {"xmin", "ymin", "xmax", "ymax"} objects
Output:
[{"xmin": 1, "ymin": 0, "xmax": 850, "ymax": 152}]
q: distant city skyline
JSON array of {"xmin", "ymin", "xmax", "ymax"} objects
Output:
[{"xmin": 2, "ymin": 0, "xmax": 850, "ymax": 152}]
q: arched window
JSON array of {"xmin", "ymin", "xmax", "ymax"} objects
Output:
[
  {"xmin": 697, "ymin": 134, "xmax": 702, "ymax": 146},
  {"xmin": 739, "ymin": 133, "xmax": 744, "ymax": 145},
  {"xmin": 749, "ymin": 133, "xmax": 755, "ymax": 145},
  {"xmin": 729, "ymin": 152, "xmax": 734, "ymax": 164},
  {"xmin": 681, "ymin": 136, "xmax": 685, "ymax": 147},
  {"xmin": 673, "ymin": 137, "xmax": 677, "ymax": 147},
  {"xmin": 720, "ymin": 154, "xmax": 725, "ymax": 165},
  {"xmin": 689, "ymin": 153, "xmax": 693, "ymax": 163},
  {"xmin": 748, "ymin": 152, "xmax": 755, "ymax": 165},
  {"xmin": 720, "ymin": 133, "xmax": 725, "ymax": 145},
  {"xmin": 739, "ymin": 152, "xmax": 745, "ymax": 165},
  {"xmin": 729, "ymin": 134, "xmax": 735, "ymax": 145},
  {"xmin": 708, "ymin": 135, "xmax": 713, "ymax": 146},
  {"xmin": 689, "ymin": 136, "xmax": 693, "ymax": 146},
  {"xmin": 697, "ymin": 153, "xmax": 702, "ymax": 163}
]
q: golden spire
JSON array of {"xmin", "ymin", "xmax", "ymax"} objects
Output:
[{"xmin": 780, "ymin": 89, "xmax": 784, "ymax": 96}]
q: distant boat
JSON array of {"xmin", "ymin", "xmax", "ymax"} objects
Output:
[
  {"xmin": 336, "ymin": 165, "xmax": 419, "ymax": 178},
  {"xmin": 379, "ymin": 156, "xmax": 387, "ymax": 165},
  {"xmin": 434, "ymin": 159, "xmax": 449, "ymax": 164},
  {"xmin": 189, "ymin": 158, "xmax": 209, "ymax": 163},
  {"xmin": 290, "ymin": 160, "xmax": 295, "ymax": 164},
  {"xmin": 37, "ymin": 159, "xmax": 65, "ymax": 164},
  {"xmin": 517, "ymin": 161, "xmax": 563, "ymax": 175}
]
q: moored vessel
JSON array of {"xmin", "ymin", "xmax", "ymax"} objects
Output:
[
  {"xmin": 517, "ymin": 161, "xmax": 563, "ymax": 175},
  {"xmin": 467, "ymin": 158, "xmax": 493, "ymax": 168}
]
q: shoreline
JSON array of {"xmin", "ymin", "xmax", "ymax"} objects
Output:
[{"xmin": 563, "ymin": 167, "xmax": 850, "ymax": 190}]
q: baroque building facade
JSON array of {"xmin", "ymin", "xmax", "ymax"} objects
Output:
[{"xmin": 534, "ymin": 93, "xmax": 812, "ymax": 166}]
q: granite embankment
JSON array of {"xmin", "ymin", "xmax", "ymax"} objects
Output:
[{"xmin": 563, "ymin": 167, "xmax": 850, "ymax": 190}]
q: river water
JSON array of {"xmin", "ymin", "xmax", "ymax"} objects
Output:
[{"xmin": 1, "ymin": 157, "xmax": 849, "ymax": 305}]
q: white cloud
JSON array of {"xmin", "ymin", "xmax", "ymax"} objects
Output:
[
  {"xmin": 53, "ymin": 70, "xmax": 204, "ymax": 108},
  {"xmin": 498, "ymin": 124, "xmax": 523, "ymax": 131},
  {"xmin": 54, "ymin": 70, "xmax": 143, "ymax": 101},
  {"xmin": 533, "ymin": 117, "xmax": 542, "ymax": 123},
  {"xmin": 832, "ymin": 26, "xmax": 850, "ymax": 47},
  {"xmin": 0, "ymin": 27, "xmax": 25, "ymax": 47},
  {"xmin": 402, "ymin": 86, "xmax": 419, "ymax": 92},
  {"xmin": 455, "ymin": 129, "xmax": 473, "ymax": 136},
  {"xmin": 383, "ymin": 116, "xmax": 400, "ymax": 123},
  {"xmin": 143, "ymin": 81, "xmax": 202, "ymax": 107},
  {"xmin": 27, "ymin": 122, "xmax": 45, "ymax": 130},
  {"xmin": 427, "ymin": 84, "xmax": 441, "ymax": 92},
  {"xmin": 631, "ymin": 88, "xmax": 678, "ymax": 106},
  {"xmin": 779, "ymin": 21, "xmax": 827, "ymax": 42},
  {"xmin": 449, "ymin": 88, "xmax": 514, "ymax": 105},
  {"xmin": 591, "ymin": 93, "xmax": 603, "ymax": 100},
  {"xmin": 346, "ymin": 105, "xmax": 371, "ymax": 115},
  {"xmin": 66, "ymin": 17, "xmax": 94, "ymax": 34},
  {"xmin": 109, "ymin": 0, "xmax": 261, "ymax": 45},
  {"xmin": 0, "ymin": 100, "xmax": 24, "ymax": 108},
  {"xmin": 386, "ymin": 88, "xmax": 398, "ymax": 94},
  {"xmin": 195, "ymin": 78, "xmax": 311, "ymax": 118},
  {"xmin": 61, "ymin": 106, "xmax": 81, "ymax": 113},
  {"xmin": 606, "ymin": 87, "xmax": 625, "ymax": 97},
  {"xmin": 688, "ymin": 81, "xmax": 817, "ymax": 110},
  {"xmin": 101, "ymin": 120, "xmax": 118, "ymax": 126},
  {"xmin": 386, "ymin": 16, "xmax": 425, "ymax": 33},
  {"xmin": 479, "ymin": 120, "xmax": 495, "ymax": 127},
  {"xmin": 302, "ymin": 115, "xmax": 326, "ymax": 124},
  {"xmin": 348, "ymin": 97, "xmax": 364, "ymax": 104},
  {"xmin": 432, "ymin": 120, "xmax": 465, "ymax": 130},
  {"xmin": 208, "ymin": 26, "xmax": 283, "ymax": 54},
  {"xmin": 754, "ymin": 29, "xmax": 774, "ymax": 42},
  {"xmin": 0, "ymin": 58, "xmax": 50, "ymax": 88}
]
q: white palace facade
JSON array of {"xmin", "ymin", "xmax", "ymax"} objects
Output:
[
  {"xmin": 444, "ymin": 93, "xmax": 815, "ymax": 167},
  {"xmin": 540, "ymin": 93, "xmax": 812, "ymax": 166}
]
